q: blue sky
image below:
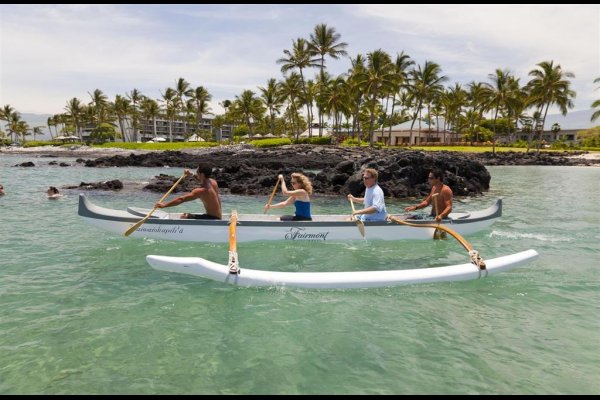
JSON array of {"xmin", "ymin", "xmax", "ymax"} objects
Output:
[{"xmin": 1, "ymin": 4, "xmax": 598, "ymax": 116}]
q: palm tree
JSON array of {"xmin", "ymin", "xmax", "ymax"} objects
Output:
[
  {"xmin": 1, "ymin": 105, "xmax": 15, "ymax": 142},
  {"xmin": 7, "ymin": 110, "xmax": 21, "ymax": 143},
  {"xmin": 278, "ymin": 73, "xmax": 304, "ymax": 138},
  {"xmin": 313, "ymin": 71, "xmax": 331, "ymax": 136},
  {"xmin": 408, "ymin": 61, "xmax": 447, "ymax": 146},
  {"xmin": 14, "ymin": 119, "xmax": 30, "ymax": 144},
  {"xmin": 526, "ymin": 60, "xmax": 576, "ymax": 154},
  {"xmin": 113, "ymin": 95, "xmax": 132, "ymax": 142},
  {"xmin": 6, "ymin": 111, "xmax": 26, "ymax": 143},
  {"xmin": 258, "ymin": 78, "xmax": 284, "ymax": 136},
  {"xmin": 385, "ymin": 51, "xmax": 413, "ymax": 142},
  {"xmin": 443, "ymin": 84, "xmax": 468, "ymax": 144},
  {"xmin": 65, "ymin": 97, "xmax": 85, "ymax": 141},
  {"xmin": 51, "ymin": 115, "xmax": 62, "ymax": 139},
  {"xmin": 358, "ymin": 49, "xmax": 395, "ymax": 147},
  {"xmin": 347, "ymin": 54, "xmax": 367, "ymax": 142},
  {"xmin": 46, "ymin": 116, "xmax": 55, "ymax": 140},
  {"xmin": 277, "ymin": 38, "xmax": 320, "ymax": 137},
  {"xmin": 590, "ymin": 77, "xmax": 600, "ymax": 122},
  {"xmin": 321, "ymin": 75, "xmax": 349, "ymax": 138},
  {"xmin": 220, "ymin": 99, "xmax": 232, "ymax": 114},
  {"xmin": 160, "ymin": 87, "xmax": 178, "ymax": 142},
  {"xmin": 140, "ymin": 97, "xmax": 160, "ymax": 140},
  {"xmin": 232, "ymin": 90, "xmax": 265, "ymax": 135},
  {"xmin": 189, "ymin": 86, "xmax": 212, "ymax": 139},
  {"xmin": 127, "ymin": 89, "xmax": 143, "ymax": 142},
  {"xmin": 551, "ymin": 122, "xmax": 561, "ymax": 144},
  {"xmin": 504, "ymin": 78, "xmax": 530, "ymax": 144},
  {"xmin": 467, "ymin": 81, "xmax": 492, "ymax": 143},
  {"xmin": 174, "ymin": 77, "xmax": 192, "ymax": 137},
  {"xmin": 485, "ymin": 69, "xmax": 513, "ymax": 154},
  {"xmin": 308, "ymin": 23, "xmax": 348, "ymax": 136},
  {"xmin": 32, "ymin": 126, "xmax": 43, "ymax": 141},
  {"xmin": 88, "ymin": 89, "xmax": 109, "ymax": 125}
]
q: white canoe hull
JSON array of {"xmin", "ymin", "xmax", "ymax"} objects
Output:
[
  {"xmin": 146, "ymin": 249, "xmax": 539, "ymax": 289},
  {"xmin": 78, "ymin": 194, "xmax": 502, "ymax": 243}
]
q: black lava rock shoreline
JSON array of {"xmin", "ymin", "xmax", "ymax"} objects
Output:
[{"xmin": 9, "ymin": 144, "xmax": 598, "ymax": 198}]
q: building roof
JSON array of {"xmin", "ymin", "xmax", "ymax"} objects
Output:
[{"xmin": 299, "ymin": 128, "xmax": 331, "ymax": 138}]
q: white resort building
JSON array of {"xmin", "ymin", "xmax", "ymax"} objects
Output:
[{"xmin": 373, "ymin": 120, "xmax": 459, "ymax": 146}]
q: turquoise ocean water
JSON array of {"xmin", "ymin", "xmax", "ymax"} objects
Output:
[{"xmin": 1, "ymin": 154, "xmax": 598, "ymax": 394}]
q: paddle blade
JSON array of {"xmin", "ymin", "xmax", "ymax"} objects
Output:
[
  {"xmin": 356, "ymin": 220, "xmax": 365, "ymax": 238},
  {"xmin": 348, "ymin": 198, "xmax": 365, "ymax": 238},
  {"xmin": 124, "ymin": 214, "xmax": 151, "ymax": 237},
  {"xmin": 433, "ymin": 228, "xmax": 447, "ymax": 240}
]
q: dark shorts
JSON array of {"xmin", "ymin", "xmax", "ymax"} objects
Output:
[
  {"xmin": 280, "ymin": 215, "xmax": 312, "ymax": 221},
  {"xmin": 405, "ymin": 213, "xmax": 435, "ymax": 220},
  {"xmin": 183, "ymin": 213, "xmax": 220, "ymax": 220}
]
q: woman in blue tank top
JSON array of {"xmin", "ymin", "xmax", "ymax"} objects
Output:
[{"xmin": 264, "ymin": 172, "xmax": 312, "ymax": 221}]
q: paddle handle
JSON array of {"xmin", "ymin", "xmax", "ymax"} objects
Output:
[
  {"xmin": 228, "ymin": 210, "xmax": 240, "ymax": 273},
  {"xmin": 157, "ymin": 173, "xmax": 187, "ymax": 204},
  {"xmin": 264, "ymin": 178, "xmax": 280, "ymax": 214},
  {"xmin": 124, "ymin": 173, "xmax": 186, "ymax": 236},
  {"xmin": 229, "ymin": 210, "xmax": 238, "ymax": 253},
  {"xmin": 432, "ymin": 192, "xmax": 440, "ymax": 218},
  {"xmin": 349, "ymin": 197, "xmax": 357, "ymax": 214}
]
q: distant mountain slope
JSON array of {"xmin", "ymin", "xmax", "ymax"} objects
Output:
[
  {"xmin": 543, "ymin": 109, "xmax": 597, "ymax": 130},
  {"xmin": 17, "ymin": 113, "xmax": 53, "ymax": 139}
]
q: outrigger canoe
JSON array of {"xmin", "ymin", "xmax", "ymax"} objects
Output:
[
  {"xmin": 78, "ymin": 194, "xmax": 502, "ymax": 243},
  {"xmin": 146, "ymin": 249, "xmax": 539, "ymax": 289}
]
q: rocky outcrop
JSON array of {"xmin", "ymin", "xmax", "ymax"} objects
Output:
[
  {"xmin": 103, "ymin": 145, "xmax": 492, "ymax": 198},
  {"xmin": 14, "ymin": 161, "xmax": 35, "ymax": 167},
  {"xmin": 59, "ymin": 145, "xmax": 599, "ymax": 198},
  {"xmin": 64, "ymin": 179, "xmax": 124, "ymax": 191}
]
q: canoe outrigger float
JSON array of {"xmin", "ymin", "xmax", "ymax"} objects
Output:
[
  {"xmin": 146, "ymin": 249, "xmax": 539, "ymax": 289},
  {"xmin": 78, "ymin": 194, "xmax": 503, "ymax": 243},
  {"xmin": 145, "ymin": 209, "xmax": 539, "ymax": 289}
]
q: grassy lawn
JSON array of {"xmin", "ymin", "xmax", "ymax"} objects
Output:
[
  {"xmin": 20, "ymin": 140, "xmax": 598, "ymax": 154},
  {"xmin": 408, "ymin": 146, "xmax": 587, "ymax": 154},
  {"xmin": 92, "ymin": 142, "xmax": 219, "ymax": 151}
]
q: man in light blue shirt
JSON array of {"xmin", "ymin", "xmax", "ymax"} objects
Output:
[{"xmin": 347, "ymin": 168, "xmax": 387, "ymax": 221}]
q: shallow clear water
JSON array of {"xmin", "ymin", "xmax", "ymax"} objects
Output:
[{"xmin": 1, "ymin": 154, "xmax": 599, "ymax": 394}]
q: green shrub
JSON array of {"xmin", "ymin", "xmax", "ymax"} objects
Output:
[
  {"xmin": 92, "ymin": 142, "xmax": 218, "ymax": 150},
  {"xmin": 249, "ymin": 138, "xmax": 291, "ymax": 148},
  {"xmin": 23, "ymin": 140, "xmax": 55, "ymax": 148},
  {"xmin": 340, "ymin": 138, "xmax": 358, "ymax": 146}
]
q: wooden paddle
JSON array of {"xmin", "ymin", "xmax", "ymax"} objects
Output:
[
  {"xmin": 228, "ymin": 210, "xmax": 240, "ymax": 274},
  {"xmin": 264, "ymin": 178, "xmax": 281, "ymax": 214},
  {"xmin": 432, "ymin": 193, "xmax": 446, "ymax": 240},
  {"xmin": 387, "ymin": 215, "xmax": 486, "ymax": 269},
  {"xmin": 124, "ymin": 173, "xmax": 186, "ymax": 237},
  {"xmin": 349, "ymin": 197, "xmax": 366, "ymax": 238}
]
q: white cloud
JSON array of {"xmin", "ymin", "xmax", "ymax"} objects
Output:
[
  {"xmin": 352, "ymin": 4, "xmax": 600, "ymax": 110},
  {"xmin": 1, "ymin": 4, "xmax": 598, "ymax": 116}
]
